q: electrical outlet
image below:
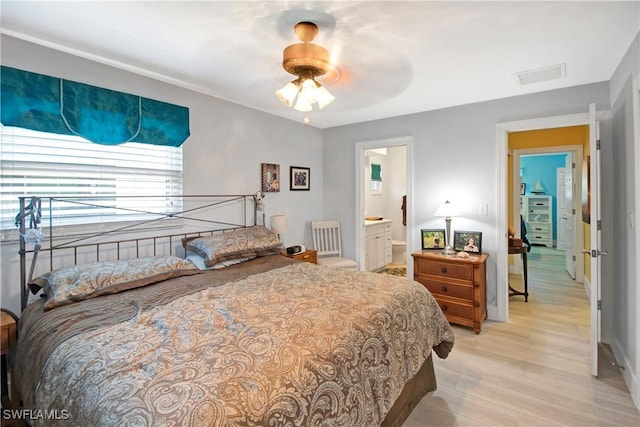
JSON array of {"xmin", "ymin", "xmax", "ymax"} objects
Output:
[{"xmin": 479, "ymin": 203, "xmax": 488, "ymax": 215}]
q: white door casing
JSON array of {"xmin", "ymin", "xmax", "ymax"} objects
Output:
[
  {"xmin": 355, "ymin": 136, "xmax": 413, "ymax": 275},
  {"xmin": 563, "ymin": 154, "xmax": 577, "ymax": 279},
  {"xmin": 496, "ymin": 113, "xmax": 587, "ymax": 322},
  {"xmin": 587, "ymin": 103, "xmax": 604, "ymax": 377},
  {"xmin": 557, "ymin": 167, "xmax": 567, "ymax": 250}
]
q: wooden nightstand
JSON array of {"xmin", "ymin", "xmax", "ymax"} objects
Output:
[
  {"xmin": 1, "ymin": 309, "xmax": 18, "ymax": 411},
  {"xmin": 412, "ymin": 251, "xmax": 488, "ymax": 334},
  {"xmin": 283, "ymin": 249, "xmax": 317, "ymax": 264}
]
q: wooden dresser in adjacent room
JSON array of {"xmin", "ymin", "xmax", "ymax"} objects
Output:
[{"xmin": 412, "ymin": 251, "xmax": 489, "ymax": 334}]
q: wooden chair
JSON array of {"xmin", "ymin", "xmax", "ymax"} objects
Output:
[{"xmin": 311, "ymin": 220, "xmax": 359, "ymax": 270}]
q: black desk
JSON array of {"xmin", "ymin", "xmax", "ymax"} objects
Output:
[{"xmin": 508, "ymin": 245, "xmax": 528, "ymax": 301}]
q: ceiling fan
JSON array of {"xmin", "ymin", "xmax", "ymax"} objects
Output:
[{"xmin": 275, "ymin": 21, "xmax": 335, "ymax": 112}]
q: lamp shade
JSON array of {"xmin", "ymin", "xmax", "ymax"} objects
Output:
[
  {"xmin": 433, "ymin": 200, "xmax": 463, "ymax": 218},
  {"xmin": 433, "ymin": 200, "xmax": 462, "ymax": 255},
  {"xmin": 270, "ymin": 215, "xmax": 287, "ymax": 235}
]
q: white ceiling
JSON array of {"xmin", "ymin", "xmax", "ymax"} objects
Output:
[{"xmin": 1, "ymin": 1, "xmax": 639, "ymax": 129}]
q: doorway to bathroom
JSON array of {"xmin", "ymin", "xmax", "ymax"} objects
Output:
[{"xmin": 354, "ymin": 136, "xmax": 413, "ymax": 276}]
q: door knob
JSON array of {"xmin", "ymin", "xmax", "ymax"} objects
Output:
[{"xmin": 581, "ymin": 249, "xmax": 609, "ymax": 257}]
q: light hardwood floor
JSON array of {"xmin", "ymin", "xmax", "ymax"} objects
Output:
[{"xmin": 404, "ymin": 246, "xmax": 640, "ymax": 426}]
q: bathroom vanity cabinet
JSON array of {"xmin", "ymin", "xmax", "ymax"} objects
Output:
[{"xmin": 364, "ymin": 219, "xmax": 392, "ymax": 271}]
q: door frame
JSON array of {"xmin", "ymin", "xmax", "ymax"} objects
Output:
[
  {"xmin": 496, "ymin": 112, "xmax": 589, "ymax": 321},
  {"xmin": 512, "ymin": 146, "xmax": 584, "ymax": 284},
  {"xmin": 556, "ymin": 165, "xmax": 567, "ymax": 251},
  {"xmin": 355, "ymin": 136, "xmax": 414, "ymax": 273},
  {"xmin": 632, "ymin": 75, "xmax": 640, "ymax": 410}
]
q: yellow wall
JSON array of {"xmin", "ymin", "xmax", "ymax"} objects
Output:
[{"xmin": 507, "ymin": 125, "xmax": 590, "ymax": 280}]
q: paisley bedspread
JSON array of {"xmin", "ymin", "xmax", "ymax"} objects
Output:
[{"xmin": 14, "ymin": 257, "xmax": 454, "ymax": 426}]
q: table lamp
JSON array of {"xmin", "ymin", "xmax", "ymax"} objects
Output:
[
  {"xmin": 433, "ymin": 200, "xmax": 463, "ymax": 255},
  {"xmin": 270, "ymin": 215, "xmax": 286, "ymax": 241}
]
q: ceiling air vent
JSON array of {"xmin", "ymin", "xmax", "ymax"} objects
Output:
[{"xmin": 515, "ymin": 63, "xmax": 566, "ymax": 85}]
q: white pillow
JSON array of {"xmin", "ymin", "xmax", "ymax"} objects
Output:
[{"xmin": 186, "ymin": 252, "xmax": 254, "ymax": 270}]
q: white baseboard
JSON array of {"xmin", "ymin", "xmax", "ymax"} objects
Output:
[{"xmin": 611, "ymin": 335, "xmax": 640, "ymax": 411}]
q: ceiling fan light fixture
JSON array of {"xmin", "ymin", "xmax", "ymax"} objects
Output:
[
  {"xmin": 315, "ymin": 84, "xmax": 335, "ymax": 109},
  {"xmin": 276, "ymin": 81, "xmax": 300, "ymax": 106},
  {"xmin": 277, "ymin": 21, "xmax": 335, "ymax": 112},
  {"xmin": 294, "ymin": 95, "xmax": 313, "ymax": 112}
]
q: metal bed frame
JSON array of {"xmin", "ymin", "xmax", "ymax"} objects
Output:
[{"xmin": 16, "ymin": 193, "xmax": 263, "ymax": 311}]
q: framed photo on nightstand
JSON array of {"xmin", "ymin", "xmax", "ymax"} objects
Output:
[
  {"xmin": 421, "ymin": 229, "xmax": 446, "ymax": 250},
  {"xmin": 453, "ymin": 230, "xmax": 482, "ymax": 254}
]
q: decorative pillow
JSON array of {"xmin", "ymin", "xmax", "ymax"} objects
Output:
[
  {"xmin": 185, "ymin": 252, "xmax": 255, "ymax": 270},
  {"xmin": 183, "ymin": 225, "xmax": 283, "ymax": 267},
  {"xmin": 32, "ymin": 256, "xmax": 199, "ymax": 310}
]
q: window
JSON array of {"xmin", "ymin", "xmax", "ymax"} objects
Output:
[{"xmin": 1, "ymin": 126, "xmax": 183, "ymax": 234}]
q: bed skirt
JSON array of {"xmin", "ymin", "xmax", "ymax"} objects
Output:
[{"xmin": 381, "ymin": 353, "xmax": 436, "ymax": 427}]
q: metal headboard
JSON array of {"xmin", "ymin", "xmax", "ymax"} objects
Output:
[{"xmin": 16, "ymin": 193, "xmax": 265, "ymax": 311}]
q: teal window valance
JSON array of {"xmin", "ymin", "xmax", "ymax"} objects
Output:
[
  {"xmin": 371, "ymin": 163, "xmax": 382, "ymax": 181},
  {"xmin": 1, "ymin": 66, "xmax": 190, "ymax": 147}
]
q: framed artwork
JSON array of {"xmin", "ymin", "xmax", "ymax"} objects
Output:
[
  {"xmin": 421, "ymin": 229, "xmax": 446, "ymax": 250},
  {"xmin": 519, "ymin": 182, "xmax": 526, "ymax": 195},
  {"xmin": 453, "ymin": 230, "xmax": 482, "ymax": 254},
  {"xmin": 290, "ymin": 166, "xmax": 310, "ymax": 191},
  {"xmin": 261, "ymin": 163, "xmax": 280, "ymax": 192}
]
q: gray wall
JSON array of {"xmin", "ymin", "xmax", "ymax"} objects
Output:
[
  {"xmin": 0, "ymin": 36, "xmax": 324, "ymax": 313},
  {"xmin": 608, "ymin": 32, "xmax": 639, "ymax": 407},
  {"xmin": 322, "ymin": 83, "xmax": 610, "ymax": 311}
]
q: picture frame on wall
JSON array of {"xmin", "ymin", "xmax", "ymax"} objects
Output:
[
  {"xmin": 261, "ymin": 163, "xmax": 280, "ymax": 192},
  {"xmin": 290, "ymin": 166, "xmax": 310, "ymax": 191},
  {"xmin": 453, "ymin": 230, "xmax": 482, "ymax": 254},
  {"xmin": 421, "ymin": 229, "xmax": 446, "ymax": 250}
]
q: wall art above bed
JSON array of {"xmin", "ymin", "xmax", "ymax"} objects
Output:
[
  {"xmin": 290, "ymin": 166, "xmax": 310, "ymax": 191},
  {"xmin": 261, "ymin": 163, "xmax": 280, "ymax": 192}
]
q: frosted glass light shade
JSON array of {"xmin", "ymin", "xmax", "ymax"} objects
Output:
[
  {"xmin": 316, "ymin": 85, "xmax": 335, "ymax": 109},
  {"xmin": 276, "ymin": 77, "xmax": 334, "ymax": 112},
  {"xmin": 294, "ymin": 96, "xmax": 313, "ymax": 112},
  {"xmin": 276, "ymin": 82, "xmax": 299, "ymax": 106}
]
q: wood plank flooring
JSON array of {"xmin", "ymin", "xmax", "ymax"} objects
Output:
[{"xmin": 403, "ymin": 246, "xmax": 640, "ymax": 426}]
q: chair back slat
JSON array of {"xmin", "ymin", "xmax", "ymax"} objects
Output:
[{"xmin": 311, "ymin": 220, "xmax": 342, "ymax": 257}]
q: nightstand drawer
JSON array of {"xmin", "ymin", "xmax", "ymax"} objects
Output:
[
  {"xmin": 413, "ymin": 258, "xmax": 473, "ymax": 282},
  {"xmin": 1, "ymin": 311, "xmax": 17, "ymax": 355},
  {"xmin": 284, "ymin": 249, "xmax": 317, "ymax": 264},
  {"xmin": 417, "ymin": 278, "xmax": 473, "ymax": 301},
  {"xmin": 435, "ymin": 299, "xmax": 473, "ymax": 320}
]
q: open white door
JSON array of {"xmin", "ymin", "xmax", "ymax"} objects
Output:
[
  {"xmin": 586, "ymin": 103, "xmax": 605, "ymax": 376},
  {"xmin": 563, "ymin": 154, "xmax": 576, "ymax": 279}
]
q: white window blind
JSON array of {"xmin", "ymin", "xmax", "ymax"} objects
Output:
[{"xmin": 1, "ymin": 126, "xmax": 183, "ymax": 233}]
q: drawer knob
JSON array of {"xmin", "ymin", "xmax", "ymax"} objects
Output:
[
  {"xmin": 441, "ymin": 285, "xmax": 448, "ymax": 292},
  {"xmin": 440, "ymin": 267, "xmax": 447, "ymax": 274},
  {"xmin": 441, "ymin": 304, "xmax": 448, "ymax": 311}
]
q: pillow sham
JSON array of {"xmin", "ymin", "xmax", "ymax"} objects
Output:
[
  {"xmin": 32, "ymin": 255, "xmax": 199, "ymax": 310},
  {"xmin": 183, "ymin": 225, "xmax": 283, "ymax": 267}
]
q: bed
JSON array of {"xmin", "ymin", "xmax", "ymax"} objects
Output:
[{"xmin": 11, "ymin": 195, "xmax": 455, "ymax": 426}]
